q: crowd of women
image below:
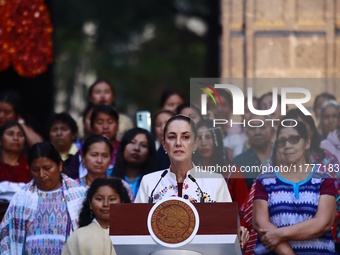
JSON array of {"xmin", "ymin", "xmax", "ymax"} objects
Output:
[{"xmin": 0, "ymin": 79, "xmax": 340, "ymax": 255}]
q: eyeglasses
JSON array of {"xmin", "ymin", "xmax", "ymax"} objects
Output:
[{"xmin": 276, "ymin": 135, "xmax": 301, "ymax": 148}]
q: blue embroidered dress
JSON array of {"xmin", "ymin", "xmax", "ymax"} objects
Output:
[
  {"xmin": 25, "ymin": 187, "xmax": 70, "ymax": 254},
  {"xmin": 0, "ymin": 174, "xmax": 86, "ymax": 255},
  {"xmin": 124, "ymin": 175, "xmax": 141, "ymax": 199},
  {"xmin": 254, "ymin": 170, "xmax": 337, "ymax": 255}
]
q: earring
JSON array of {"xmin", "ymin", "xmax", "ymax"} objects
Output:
[
  {"xmin": 90, "ymin": 210, "xmax": 94, "ymax": 219},
  {"xmin": 193, "ymin": 151, "xmax": 196, "ymax": 154},
  {"xmin": 165, "ymin": 151, "xmax": 167, "ymax": 154}
]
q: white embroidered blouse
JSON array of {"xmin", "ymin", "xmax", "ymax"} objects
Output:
[{"xmin": 134, "ymin": 165, "xmax": 231, "ymax": 203}]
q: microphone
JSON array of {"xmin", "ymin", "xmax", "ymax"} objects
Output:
[
  {"xmin": 148, "ymin": 170, "xmax": 168, "ymax": 203},
  {"xmin": 188, "ymin": 174, "xmax": 204, "ymax": 203}
]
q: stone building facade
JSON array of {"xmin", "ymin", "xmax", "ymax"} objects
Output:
[{"xmin": 220, "ymin": 0, "xmax": 340, "ymax": 106}]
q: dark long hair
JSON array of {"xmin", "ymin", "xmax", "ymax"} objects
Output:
[
  {"xmin": 28, "ymin": 141, "xmax": 62, "ymax": 167},
  {"xmin": 82, "ymin": 134, "xmax": 113, "ymax": 157},
  {"xmin": 27, "ymin": 141, "xmax": 69, "ymax": 175},
  {"xmin": 112, "ymin": 127, "xmax": 156, "ymax": 180},
  {"xmin": 79, "ymin": 177, "xmax": 131, "ymax": 227}
]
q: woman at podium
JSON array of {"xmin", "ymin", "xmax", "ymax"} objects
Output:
[
  {"xmin": 134, "ymin": 114, "xmax": 249, "ymax": 248},
  {"xmin": 135, "ymin": 114, "xmax": 231, "ymax": 203}
]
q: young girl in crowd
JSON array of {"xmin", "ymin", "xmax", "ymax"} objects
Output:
[{"xmin": 62, "ymin": 178, "xmax": 131, "ymax": 255}]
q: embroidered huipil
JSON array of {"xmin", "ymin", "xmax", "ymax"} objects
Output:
[
  {"xmin": 254, "ymin": 171, "xmax": 337, "ymax": 255},
  {"xmin": 0, "ymin": 174, "xmax": 86, "ymax": 255},
  {"xmin": 242, "ymin": 150, "xmax": 340, "ymax": 255},
  {"xmin": 124, "ymin": 175, "xmax": 141, "ymax": 199},
  {"xmin": 25, "ymin": 187, "xmax": 69, "ymax": 254},
  {"xmin": 134, "ymin": 165, "xmax": 231, "ymax": 203}
]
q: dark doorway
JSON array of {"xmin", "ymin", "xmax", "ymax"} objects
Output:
[{"xmin": 0, "ymin": 66, "xmax": 54, "ymax": 136}]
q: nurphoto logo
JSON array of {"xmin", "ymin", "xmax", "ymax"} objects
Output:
[
  {"xmin": 200, "ymin": 84, "xmax": 312, "ymax": 116},
  {"xmin": 192, "ymin": 80, "xmax": 314, "ymax": 128},
  {"xmin": 200, "ymin": 84, "xmax": 223, "ymax": 115}
]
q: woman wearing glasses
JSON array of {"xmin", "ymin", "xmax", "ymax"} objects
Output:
[{"xmin": 252, "ymin": 121, "xmax": 337, "ymax": 254}]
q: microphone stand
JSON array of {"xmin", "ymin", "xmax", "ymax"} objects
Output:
[
  {"xmin": 148, "ymin": 170, "xmax": 168, "ymax": 203},
  {"xmin": 188, "ymin": 174, "xmax": 204, "ymax": 203}
]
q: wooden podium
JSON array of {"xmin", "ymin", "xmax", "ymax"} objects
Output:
[{"xmin": 110, "ymin": 201, "xmax": 242, "ymax": 255}]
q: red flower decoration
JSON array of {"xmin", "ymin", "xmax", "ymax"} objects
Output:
[
  {"xmin": 0, "ymin": 0, "xmax": 11, "ymax": 71},
  {"xmin": 0, "ymin": 0, "xmax": 53, "ymax": 77}
]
